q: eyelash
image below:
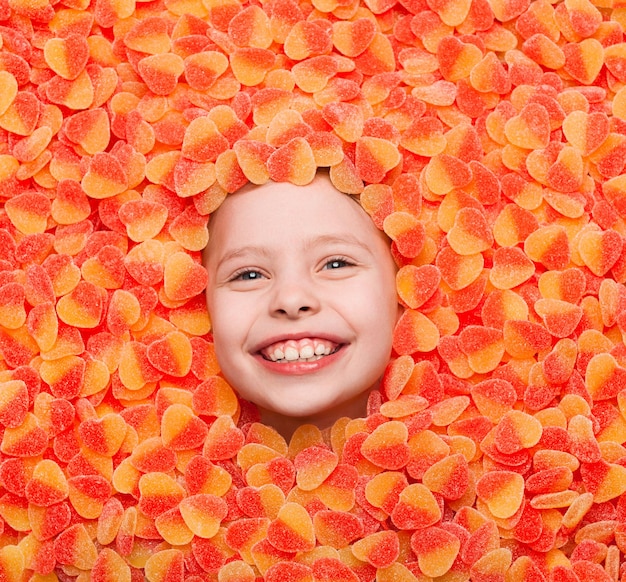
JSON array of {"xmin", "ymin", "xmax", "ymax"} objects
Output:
[
  {"xmin": 324, "ymin": 256, "xmax": 355, "ymax": 270},
  {"xmin": 230, "ymin": 268, "xmax": 264, "ymax": 281},
  {"xmin": 229, "ymin": 257, "xmax": 355, "ymax": 281}
]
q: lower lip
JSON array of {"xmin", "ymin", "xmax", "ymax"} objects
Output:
[{"xmin": 254, "ymin": 346, "xmax": 346, "ymax": 375}]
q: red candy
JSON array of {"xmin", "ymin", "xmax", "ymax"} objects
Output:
[{"xmin": 1, "ymin": 0, "xmax": 626, "ymax": 579}]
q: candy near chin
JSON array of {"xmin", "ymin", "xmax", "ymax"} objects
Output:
[{"xmin": 4, "ymin": 0, "xmax": 626, "ymax": 579}]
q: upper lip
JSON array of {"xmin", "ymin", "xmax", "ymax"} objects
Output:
[{"xmin": 250, "ymin": 332, "xmax": 347, "ymax": 354}]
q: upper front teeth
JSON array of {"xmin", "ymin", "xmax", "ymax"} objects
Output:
[
  {"xmin": 314, "ymin": 344, "xmax": 326, "ymax": 355},
  {"xmin": 262, "ymin": 338, "xmax": 337, "ymax": 362},
  {"xmin": 285, "ymin": 346, "xmax": 300, "ymax": 361},
  {"xmin": 299, "ymin": 345, "xmax": 315, "ymax": 359}
]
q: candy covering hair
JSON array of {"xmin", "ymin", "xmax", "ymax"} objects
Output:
[{"xmin": 1, "ymin": 0, "xmax": 626, "ymax": 578}]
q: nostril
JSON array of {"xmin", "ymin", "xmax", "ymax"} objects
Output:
[{"xmin": 273, "ymin": 304, "xmax": 314, "ymax": 317}]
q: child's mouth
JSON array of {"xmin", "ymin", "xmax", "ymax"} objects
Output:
[{"xmin": 259, "ymin": 338, "xmax": 341, "ymax": 363}]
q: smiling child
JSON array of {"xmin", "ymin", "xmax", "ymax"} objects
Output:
[{"xmin": 204, "ymin": 173, "xmax": 400, "ymax": 438}]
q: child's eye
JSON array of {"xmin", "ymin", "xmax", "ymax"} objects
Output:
[
  {"xmin": 324, "ymin": 257, "xmax": 353, "ymax": 270},
  {"xmin": 231, "ymin": 269, "xmax": 264, "ymax": 281}
]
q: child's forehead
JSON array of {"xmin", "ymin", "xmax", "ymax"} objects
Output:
[
  {"xmin": 205, "ymin": 177, "xmax": 389, "ymax": 258},
  {"xmin": 210, "ymin": 177, "xmax": 375, "ymax": 235}
]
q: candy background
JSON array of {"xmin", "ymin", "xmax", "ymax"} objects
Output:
[{"xmin": 2, "ymin": 0, "xmax": 626, "ymax": 579}]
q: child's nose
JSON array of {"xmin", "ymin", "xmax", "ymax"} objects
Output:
[{"xmin": 269, "ymin": 280, "xmax": 321, "ymax": 319}]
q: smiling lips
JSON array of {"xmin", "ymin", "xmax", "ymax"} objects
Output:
[{"xmin": 260, "ymin": 338, "xmax": 340, "ymax": 363}]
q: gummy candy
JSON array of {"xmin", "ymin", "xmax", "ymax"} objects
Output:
[{"xmin": 3, "ymin": 0, "xmax": 626, "ymax": 579}]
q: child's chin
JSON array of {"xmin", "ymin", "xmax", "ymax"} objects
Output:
[{"xmin": 266, "ymin": 388, "xmax": 370, "ymax": 423}]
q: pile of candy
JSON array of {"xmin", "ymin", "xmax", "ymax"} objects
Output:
[{"xmin": 4, "ymin": 0, "xmax": 626, "ymax": 579}]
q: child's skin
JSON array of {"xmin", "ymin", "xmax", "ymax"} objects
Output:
[{"xmin": 204, "ymin": 173, "xmax": 400, "ymax": 438}]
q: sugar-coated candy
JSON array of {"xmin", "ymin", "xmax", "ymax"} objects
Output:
[
  {"xmin": 78, "ymin": 412, "xmax": 127, "ymax": 456},
  {"xmin": 237, "ymin": 484, "xmax": 283, "ymax": 519},
  {"xmin": 313, "ymin": 510, "xmax": 364, "ymax": 549},
  {"xmin": 0, "ymin": 91, "xmax": 41, "ymax": 137},
  {"xmin": 5, "ymin": 0, "xmax": 626, "ymax": 578},
  {"xmin": 396, "ymin": 264, "xmax": 440, "ymax": 310},
  {"xmin": 313, "ymin": 464, "xmax": 357, "ymax": 512},
  {"xmin": 204, "ymin": 415, "xmax": 245, "ymax": 461},
  {"xmin": 161, "ymin": 403, "xmax": 208, "ymax": 450},
  {"xmin": 0, "ymin": 379, "xmax": 29, "ymax": 427},
  {"xmin": 5, "ymin": 191, "xmax": 51, "ymax": 235},
  {"xmin": 294, "ymin": 445, "xmax": 338, "ymax": 491},
  {"xmin": 310, "ymin": 558, "xmax": 359, "ymax": 582},
  {"xmin": 364, "ymin": 471, "xmax": 407, "ymax": 515},
  {"xmin": 68, "ymin": 473, "xmax": 112, "ymax": 518},
  {"xmin": 504, "ymin": 103, "xmax": 551, "ymax": 149},
  {"xmin": 24, "ymin": 458, "xmax": 68, "ymax": 506},
  {"xmin": 0, "ymin": 545, "xmax": 24, "ymax": 582},
  {"xmin": 178, "ymin": 494, "xmax": 228, "ymax": 538},
  {"xmin": 331, "ymin": 19, "xmax": 375, "ymax": 58},
  {"xmin": 144, "ymin": 549, "xmax": 184, "ymax": 582},
  {"xmin": 360, "ymin": 421, "xmax": 410, "ymax": 470},
  {"xmin": 494, "ymin": 410, "xmax": 542, "ymax": 453},
  {"xmin": 267, "ymin": 137, "xmax": 317, "ymax": 185},
  {"xmin": 264, "ymin": 561, "xmax": 313, "ymax": 582},
  {"xmin": 391, "ymin": 483, "xmax": 441, "ymax": 529},
  {"xmin": 410, "ymin": 526, "xmax": 461, "ymax": 577},
  {"xmin": 267, "ymin": 501, "xmax": 315, "ymax": 552},
  {"xmin": 470, "ymin": 548, "xmax": 512, "ymax": 582},
  {"xmin": 192, "ymin": 377, "xmax": 237, "ymax": 418},
  {"xmin": 137, "ymin": 471, "xmax": 185, "ymax": 519},
  {"xmin": 131, "ymin": 437, "xmax": 176, "ymax": 473},
  {"xmin": 217, "ymin": 560, "xmax": 256, "ymax": 582},
  {"xmin": 54, "ymin": 523, "xmax": 98, "ymax": 570},
  {"xmin": 351, "ymin": 531, "xmax": 399, "ymax": 569},
  {"xmin": 92, "ymin": 548, "xmax": 132, "ymax": 582},
  {"xmin": 475, "ymin": 471, "xmax": 524, "ymax": 519},
  {"xmin": 1, "ymin": 412, "xmax": 47, "ymax": 457},
  {"xmin": 393, "ymin": 309, "xmax": 440, "ymax": 354},
  {"xmin": 422, "ymin": 453, "xmax": 469, "ymax": 500}
]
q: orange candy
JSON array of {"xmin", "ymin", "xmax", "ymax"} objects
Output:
[
  {"xmin": 476, "ymin": 471, "xmax": 524, "ymax": 519},
  {"xmin": 411, "ymin": 526, "xmax": 461, "ymax": 577},
  {"xmin": 351, "ymin": 531, "xmax": 399, "ymax": 569},
  {"xmin": 4, "ymin": 0, "xmax": 626, "ymax": 579},
  {"xmin": 267, "ymin": 502, "xmax": 316, "ymax": 552}
]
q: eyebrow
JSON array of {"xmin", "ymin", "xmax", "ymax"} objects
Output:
[{"xmin": 215, "ymin": 234, "xmax": 374, "ymax": 268}]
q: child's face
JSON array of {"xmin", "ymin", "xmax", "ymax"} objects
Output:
[{"xmin": 204, "ymin": 174, "xmax": 399, "ymax": 433}]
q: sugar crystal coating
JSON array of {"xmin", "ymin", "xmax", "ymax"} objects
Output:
[{"xmin": 4, "ymin": 0, "xmax": 626, "ymax": 578}]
